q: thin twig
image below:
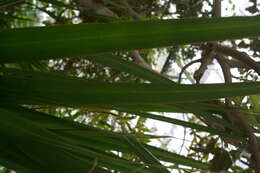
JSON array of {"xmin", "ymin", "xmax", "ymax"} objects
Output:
[
  {"xmin": 179, "ymin": 114, "xmax": 187, "ymax": 154},
  {"xmin": 178, "ymin": 59, "xmax": 201, "ymax": 84},
  {"xmin": 160, "ymin": 48, "xmax": 177, "ymax": 74},
  {"xmin": 231, "ymin": 74, "xmax": 253, "ymax": 82},
  {"xmin": 86, "ymin": 110, "xmax": 130, "ymax": 120}
]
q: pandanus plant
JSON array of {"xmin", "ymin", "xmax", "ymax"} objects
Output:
[{"xmin": 1, "ymin": 1, "xmax": 260, "ymax": 172}]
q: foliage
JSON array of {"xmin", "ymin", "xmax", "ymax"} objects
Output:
[{"xmin": 1, "ymin": 0, "xmax": 260, "ymax": 173}]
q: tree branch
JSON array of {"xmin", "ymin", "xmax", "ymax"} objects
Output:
[
  {"xmin": 251, "ymin": 38, "xmax": 260, "ymax": 52},
  {"xmin": 194, "ymin": 0, "xmax": 221, "ymax": 83},
  {"xmin": 224, "ymin": 58, "xmax": 250, "ymax": 68},
  {"xmin": 216, "ymin": 48, "xmax": 260, "ymax": 173},
  {"xmin": 214, "ymin": 44, "xmax": 260, "ymax": 75},
  {"xmin": 215, "ymin": 55, "xmax": 237, "ymax": 124},
  {"xmin": 194, "ymin": 45, "xmax": 215, "ymax": 83},
  {"xmin": 233, "ymin": 111, "xmax": 260, "ymax": 173},
  {"xmin": 213, "ymin": 0, "xmax": 221, "ymax": 17},
  {"xmin": 128, "ymin": 50, "xmax": 152, "ymax": 70},
  {"xmin": 216, "ymin": 55, "xmax": 232, "ymax": 83},
  {"xmin": 160, "ymin": 48, "xmax": 176, "ymax": 74},
  {"xmin": 178, "ymin": 59, "xmax": 201, "ymax": 83}
]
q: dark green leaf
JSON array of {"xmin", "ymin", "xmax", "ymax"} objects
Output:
[{"xmin": 1, "ymin": 16, "xmax": 260, "ymax": 63}]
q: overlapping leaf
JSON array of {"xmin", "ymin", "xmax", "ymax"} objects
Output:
[
  {"xmin": 1, "ymin": 10, "xmax": 260, "ymax": 173},
  {"xmin": 0, "ymin": 106, "xmax": 211, "ymax": 172},
  {"xmin": 1, "ymin": 16, "xmax": 260, "ymax": 63},
  {"xmin": 1, "ymin": 68, "xmax": 260, "ymax": 106}
]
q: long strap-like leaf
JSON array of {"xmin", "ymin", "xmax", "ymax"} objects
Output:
[
  {"xmin": 0, "ymin": 105, "xmax": 208, "ymax": 172},
  {"xmin": 1, "ymin": 16, "xmax": 260, "ymax": 63},
  {"xmin": 1, "ymin": 69, "xmax": 260, "ymax": 106},
  {"xmin": 86, "ymin": 55, "xmax": 173, "ymax": 84}
]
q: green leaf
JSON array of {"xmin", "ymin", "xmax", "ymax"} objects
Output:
[
  {"xmin": 0, "ymin": 106, "xmax": 167, "ymax": 173},
  {"xmin": 114, "ymin": 111, "xmax": 244, "ymax": 140},
  {"xmin": 1, "ymin": 105, "xmax": 209, "ymax": 172},
  {"xmin": 2, "ymin": 68, "xmax": 260, "ymax": 106},
  {"xmin": 122, "ymin": 136, "xmax": 170, "ymax": 173},
  {"xmin": 88, "ymin": 54, "xmax": 242, "ymax": 133},
  {"xmin": 0, "ymin": 107, "xmax": 106, "ymax": 173},
  {"xmin": 86, "ymin": 55, "xmax": 173, "ymax": 84},
  {"xmin": 145, "ymin": 145, "xmax": 210, "ymax": 170},
  {"xmin": 1, "ymin": 16, "xmax": 260, "ymax": 63}
]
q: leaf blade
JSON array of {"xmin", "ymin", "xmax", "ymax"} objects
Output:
[{"xmin": 1, "ymin": 16, "xmax": 260, "ymax": 63}]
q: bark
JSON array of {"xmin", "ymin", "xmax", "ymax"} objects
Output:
[
  {"xmin": 194, "ymin": 0, "xmax": 221, "ymax": 83},
  {"xmin": 214, "ymin": 44, "xmax": 260, "ymax": 75}
]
